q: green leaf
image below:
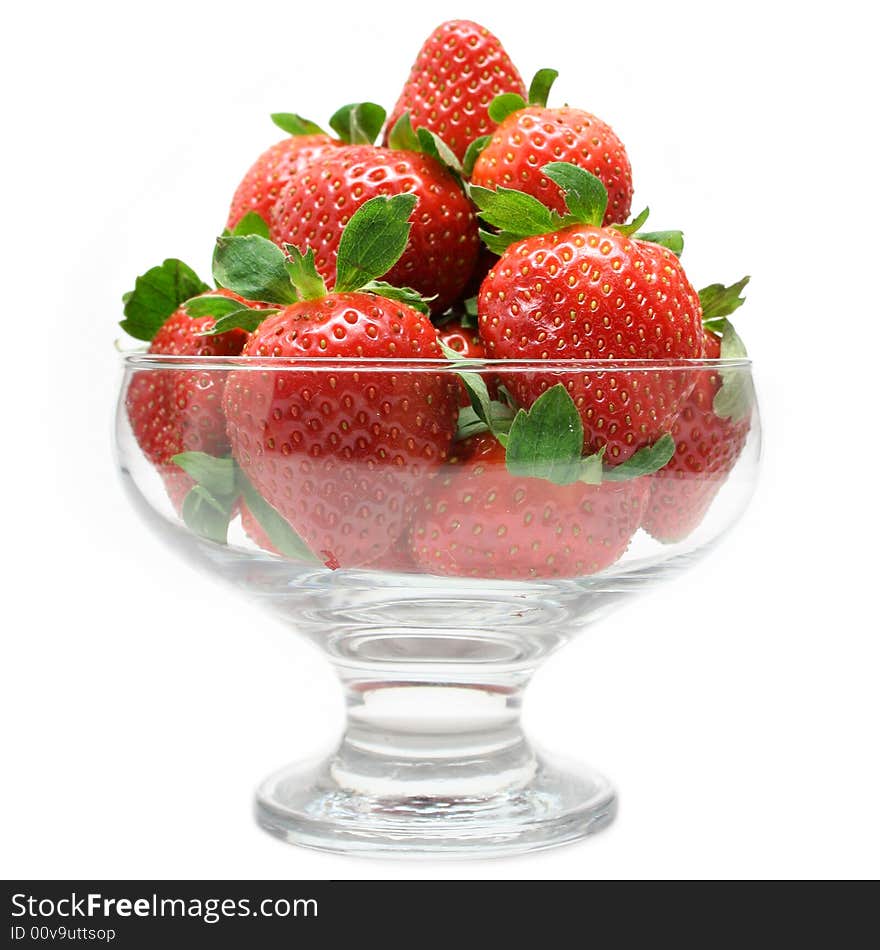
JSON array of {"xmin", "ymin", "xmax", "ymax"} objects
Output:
[
  {"xmin": 173, "ymin": 453, "xmax": 239, "ymax": 544},
  {"xmin": 542, "ymin": 162, "xmax": 607, "ymax": 226},
  {"xmin": 461, "ymin": 295, "xmax": 479, "ymax": 328},
  {"xmin": 439, "ymin": 340, "xmax": 514, "ymax": 440},
  {"xmin": 386, "ymin": 112, "xmax": 421, "ymax": 152},
  {"xmin": 453, "ymin": 402, "xmax": 516, "ymax": 442},
  {"xmin": 213, "ymin": 234, "xmax": 299, "ymax": 305},
  {"xmin": 528, "ymin": 68, "xmax": 559, "ymax": 107},
  {"xmin": 231, "ymin": 211, "xmax": 270, "ymax": 238},
  {"xmin": 173, "ymin": 452, "xmax": 237, "ymax": 496},
  {"xmin": 120, "ymin": 259, "xmax": 210, "ymax": 341},
  {"xmin": 578, "ymin": 449, "xmax": 606, "ymax": 485},
  {"xmin": 700, "ymin": 276, "xmax": 750, "ymax": 326},
  {"xmin": 439, "ymin": 340, "xmax": 493, "ymax": 422},
  {"xmin": 611, "ymin": 206, "xmax": 650, "ymax": 237},
  {"xmin": 387, "ymin": 112, "xmax": 462, "ymax": 174},
  {"xmin": 505, "ymin": 384, "xmax": 585, "ymax": 485},
  {"xmin": 270, "ymin": 112, "xmax": 327, "ymax": 136},
  {"xmin": 283, "ymin": 246, "xmax": 327, "ymax": 300},
  {"xmin": 185, "ymin": 295, "xmax": 246, "ymax": 319},
  {"xmin": 329, "ymin": 102, "xmax": 386, "ymax": 146},
  {"xmin": 202, "ymin": 306, "xmax": 278, "ymax": 336},
  {"xmin": 462, "ymin": 135, "xmax": 491, "ymax": 177},
  {"xmin": 333, "ymin": 194, "xmax": 417, "ymax": 292},
  {"xmin": 360, "ymin": 280, "xmax": 433, "ymax": 315},
  {"xmin": 488, "ymin": 92, "xmax": 526, "ymax": 124},
  {"xmin": 470, "ymin": 184, "xmax": 564, "ymax": 237},
  {"xmin": 416, "ymin": 126, "xmax": 462, "ymax": 174},
  {"xmin": 237, "ymin": 472, "xmax": 317, "ymax": 561},
  {"xmin": 636, "ymin": 230, "xmax": 684, "ymax": 256},
  {"xmin": 603, "ymin": 434, "xmax": 676, "ymax": 482},
  {"xmin": 712, "ymin": 318, "xmax": 753, "ymax": 422},
  {"xmin": 479, "ymin": 227, "xmax": 518, "ymax": 256},
  {"xmin": 454, "ymin": 404, "xmax": 490, "ymax": 441},
  {"xmin": 181, "ymin": 485, "xmax": 236, "ymax": 544}
]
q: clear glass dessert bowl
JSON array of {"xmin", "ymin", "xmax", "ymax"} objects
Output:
[{"xmin": 115, "ymin": 354, "xmax": 760, "ymax": 857}]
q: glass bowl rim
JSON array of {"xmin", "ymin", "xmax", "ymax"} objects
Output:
[{"xmin": 120, "ymin": 353, "xmax": 752, "ymax": 372}]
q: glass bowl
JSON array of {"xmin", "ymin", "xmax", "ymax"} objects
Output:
[{"xmin": 115, "ymin": 354, "xmax": 760, "ymax": 857}]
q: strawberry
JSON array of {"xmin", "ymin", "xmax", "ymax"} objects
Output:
[
  {"xmin": 209, "ymin": 195, "xmax": 460, "ymax": 569},
  {"xmin": 269, "ymin": 104, "xmax": 479, "ymax": 313},
  {"xmin": 470, "ymin": 71, "xmax": 632, "ymax": 225},
  {"xmin": 471, "ymin": 163, "xmax": 702, "ymax": 464},
  {"xmin": 226, "ymin": 113, "xmax": 338, "ymax": 232},
  {"xmin": 120, "ymin": 262, "xmax": 261, "ymax": 510},
  {"xmin": 411, "ymin": 433, "xmax": 649, "ymax": 579},
  {"xmin": 643, "ymin": 280, "xmax": 753, "ymax": 542},
  {"xmin": 384, "ymin": 19, "xmax": 527, "ymax": 164}
]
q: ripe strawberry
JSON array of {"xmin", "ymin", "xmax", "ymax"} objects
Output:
[
  {"xmin": 269, "ymin": 144, "xmax": 479, "ymax": 313},
  {"xmin": 643, "ymin": 282, "xmax": 753, "ymax": 542},
  {"xmin": 411, "ymin": 433, "xmax": 649, "ymax": 579},
  {"xmin": 472, "ymin": 163, "xmax": 702, "ymax": 464},
  {"xmin": 384, "ymin": 20, "xmax": 527, "ymax": 163},
  {"xmin": 470, "ymin": 72, "xmax": 633, "ymax": 225},
  {"xmin": 125, "ymin": 289, "xmax": 250, "ymax": 468},
  {"xmin": 225, "ymin": 295, "xmax": 457, "ymax": 568},
  {"xmin": 213, "ymin": 195, "xmax": 461, "ymax": 569},
  {"xmin": 120, "ymin": 256, "xmax": 264, "ymax": 512},
  {"xmin": 226, "ymin": 129, "xmax": 338, "ymax": 233}
]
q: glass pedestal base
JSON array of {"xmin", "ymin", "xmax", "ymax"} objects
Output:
[{"xmin": 256, "ymin": 750, "xmax": 615, "ymax": 858}]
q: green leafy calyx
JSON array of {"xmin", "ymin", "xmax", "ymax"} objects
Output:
[
  {"xmin": 120, "ymin": 259, "xmax": 210, "ymax": 341},
  {"xmin": 527, "ymin": 68, "xmax": 559, "ymax": 107},
  {"xmin": 462, "ymin": 135, "xmax": 491, "ymax": 177},
  {"xmin": 488, "ymin": 92, "xmax": 527, "ymax": 124},
  {"xmin": 213, "ymin": 235, "xmax": 300, "ymax": 306},
  {"xmin": 469, "ymin": 162, "xmax": 605, "ymax": 253},
  {"xmin": 211, "ymin": 195, "xmax": 427, "ymax": 325},
  {"xmin": 334, "ymin": 193, "xmax": 417, "ymax": 292},
  {"xmin": 227, "ymin": 212, "xmax": 270, "ymax": 239},
  {"xmin": 173, "ymin": 452, "xmax": 239, "ymax": 544},
  {"xmin": 172, "ymin": 452, "xmax": 316, "ymax": 559},
  {"xmin": 636, "ymin": 230, "xmax": 685, "ymax": 256},
  {"xmin": 283, "ymin": 246, "xmax": 328, "ymax": 300},
  {"xmin": 711, "ymin": 318, "xmax": 752, "ymax": 423},
  {"xmin": 700, "ymin": 276, "xmax": 750, "ymax": 329},
  {"xmin": 387, "ymin": 113, "xmax": 462, "ymax": 175},
  {"xmin": 270, "ymin": 113, "xmax": 327, "ymax": 137},
  {"xmin": 186, "ymin": 295, "xmax": 279, "ymax": 336},
  {"xmin": 329, "ymin": 102, "xmax": 386, "ymax": 145}
]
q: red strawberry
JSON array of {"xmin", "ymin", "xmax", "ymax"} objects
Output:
[
  {"xmin": 411, "ymin": 434, "xmax": 649, "ymax": 579},
  {"xmin": 225, "ymin": 294, "xmax": 458, "ymax": 569},
  {"xmin": 125, "ymin": 289, "xmax": 251, "ymax": 469},
  {"xmin": 384, "ymin": 20, "xmax": 527, "ymax": 163},
  {"xmin": 643, "ymin": 302, "xmax": 752, "ymax": 542},
  {"xmin": 269, "ymin": 145, "xmax": 479, "ymax": 313},
  {"xmin": 471, "ymin": 91, "xmax": 633, "ymax": 225},
  {"xmin": 215, "ymin": 195, "xmax": 461, "ymax": 569},
  {"xmin": 472, "ymin": 165, "xmax": 703, "ymax": 464},
  {"xmin": 227, "ymin": 133, "xmax": 338, "ymax": 232}
]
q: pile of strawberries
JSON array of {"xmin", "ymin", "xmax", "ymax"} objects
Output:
[{"xmin": 121, "ymin": 19, "xmax": 753, "ymax": 580}]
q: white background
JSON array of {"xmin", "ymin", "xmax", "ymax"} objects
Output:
[{"xmin": 3, "ymin": 0, "xmax": 878, "ymax": 880}]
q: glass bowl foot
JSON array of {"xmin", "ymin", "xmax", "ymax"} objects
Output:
[{"xmin": 255, "ymin": 751, "xmax": 616, "ymax": 858}]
